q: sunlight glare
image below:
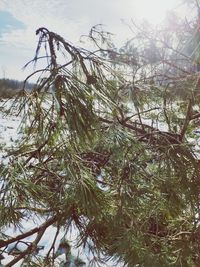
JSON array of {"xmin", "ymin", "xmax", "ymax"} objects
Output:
[{"xmin": 132, "ymin": 0, "xmax": 179, "ymax": 25}]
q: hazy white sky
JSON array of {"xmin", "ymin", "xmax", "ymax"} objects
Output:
[{"xmin": 0, "ymin": 0, "xmax": 182, "ymax": 81}]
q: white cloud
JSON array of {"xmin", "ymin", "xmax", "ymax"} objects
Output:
[
  {"xmin": 0, "ymin": 0, "xmax": 182, "ymax": 48},
  {"xmin": 0, "ymin": 0, "xmax": 91, "ymax": 47},
  {"xmin": 0, "ymin": 0, "xmax": 91, "ymax": 79},
  {"xmin": 0, "ymin": 0, "xmax": 180, "ymax": 80}
]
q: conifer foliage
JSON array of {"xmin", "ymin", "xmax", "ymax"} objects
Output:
[{"xmin": 1, "ymin": 4, "xmax": 200, "ymax": 266}]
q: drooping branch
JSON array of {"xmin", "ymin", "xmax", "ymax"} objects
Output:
[{"xmin": 0, "ymin": 216, "xmax": 58, "ymax": 249}]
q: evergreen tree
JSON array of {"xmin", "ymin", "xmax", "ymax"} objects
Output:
[{"xmin": 1, "ymin": 2, "xmax": 200, "ymax": 266}]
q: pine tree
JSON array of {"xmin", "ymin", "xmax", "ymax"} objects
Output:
[{"xmin": 1, "ymin": 2, "xmax": 200, "ymax": 266}]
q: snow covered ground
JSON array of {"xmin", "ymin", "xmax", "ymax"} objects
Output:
[
  {"xmin": 0, "ymin": 100, "xmax": 21, "ymax": 162},
  {"xmin": 0, "ymin": 99, "xmax": 114, "ymax": 266},
  {"xmin": 0, "ymin": 100, "xmax": 71, "ymax": 266}
]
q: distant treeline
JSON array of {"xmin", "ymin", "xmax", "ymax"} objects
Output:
[
  {"xmin": 0, "ymin": 78, "xmax": 35, "ymax": 98},
  {"xmin": 0, "ymin": 78, "xmax": 34, "ymax": 90}
]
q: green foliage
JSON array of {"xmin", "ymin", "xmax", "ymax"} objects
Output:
[{"xmin": 2, "ymin": 5, "xmax": 200, "ymax": 266}]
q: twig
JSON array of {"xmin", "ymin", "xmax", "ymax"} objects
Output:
[
  {"xmin": 0, "ymin": 216, "xmax": 58, "ymax": 249},
  {"xmin": 5, "ymin": 216, "xmax": 58, "ymax": 267}
]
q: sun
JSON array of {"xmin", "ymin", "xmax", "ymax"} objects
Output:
[{"xmin": 132, "ymin": 0, "xmax": 179, "ymax": 25}]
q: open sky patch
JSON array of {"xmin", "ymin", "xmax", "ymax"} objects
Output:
[{"xmin": 0, "ymin": 10, "xmax": 25, "ymax": 37}]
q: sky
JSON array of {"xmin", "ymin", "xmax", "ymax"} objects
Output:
[{"xmin": 0, "ymin": 0, "xmax": 183, "ymax": 82}]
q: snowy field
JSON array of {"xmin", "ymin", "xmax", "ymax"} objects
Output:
[
  {"xmin": 0, "ymin": 100, "xmax": 84, "ymax": 266},
  {"xmin": 0, "ymin": 99, "xmax": 114, "ymax": 266},
  {"xmin": 0, "ymin": 100, "xmax": 21, "ymax": 162}
]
